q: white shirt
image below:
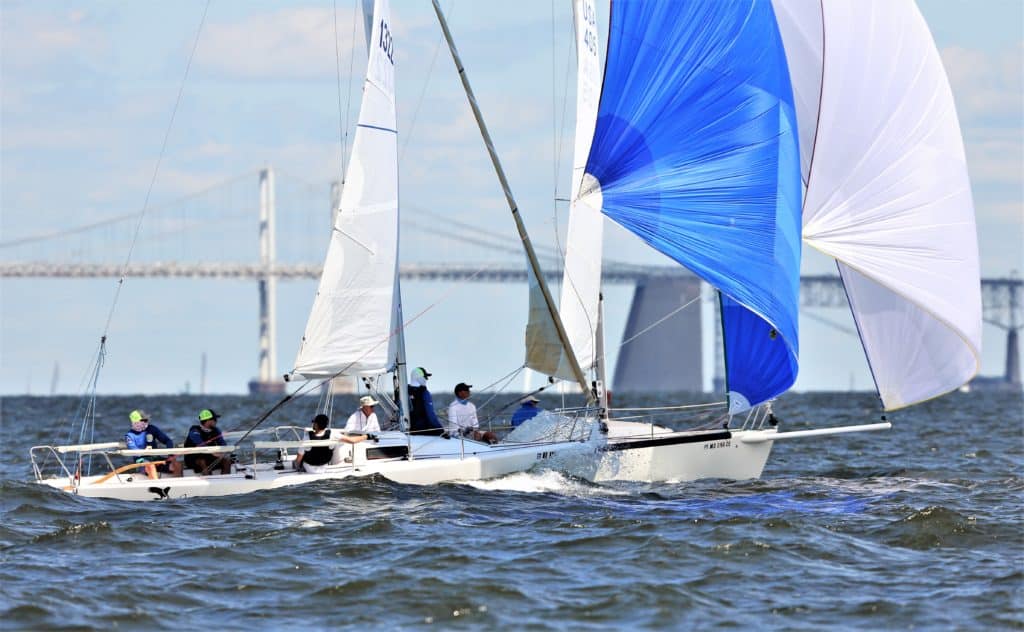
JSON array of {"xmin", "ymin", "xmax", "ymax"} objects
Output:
[
  {"xmin": 446, "ymin": 399, "xmax": 478, "ymax": 434},
  {"xmin": 345, "ymin": 408, "xmax": 380, "ymax": 433}
]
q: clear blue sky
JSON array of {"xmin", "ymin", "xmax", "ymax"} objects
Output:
[{"xmin": 2, "ymin": 1, "xmax": 1021, "ymax": 396}]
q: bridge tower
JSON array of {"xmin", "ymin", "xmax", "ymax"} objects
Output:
[
  {"xmin": 1006, "ymin": 281, "xmax": 1021, "ymax": 387},
  {"xmin": 249, "ymin": 168, "xmax": 285, "ymax": 395},
  {"xmin": 613, "ymin": 276, "xmax": 703, "ymax": 393}
]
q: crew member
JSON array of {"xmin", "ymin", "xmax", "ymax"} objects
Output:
[
  {"xmin": 124, "ymin": 409, "xmax": 182, "ymax": 478},
  {"xmin": 510, "ymin": 395, "xmax": 542, "ymax": 428},
  {"xmin": 447, "ymin": 383, "xmax": 498, "ymax": 444},
  {"xmin": 184, "ymin": 409, "xmax": 231, "ymax": 475},
  {"xmin": 408, "ymin": 367, "xmax": 445, "ymax": 436}
]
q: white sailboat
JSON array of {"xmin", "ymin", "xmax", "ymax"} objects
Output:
[
  {"xmin": 31, "ymin": 0, "xmax": 598, "ymax": 501},
  {"xmin": 539, "ymin": 0, "xmax": 978, "ymax": 482}
]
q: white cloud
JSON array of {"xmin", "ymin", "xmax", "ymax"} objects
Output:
[
  {"xmin": 0, "ymin": 6, "xmax": 108, "ymax": 74},
  {"xmin": 941, "ymin": 42, "xmax": 1024, "ymax": 226},
  {"xmin": 965, "ymin": 134, "xmax": 1024, "ymax": 188},
  {"xmin": 197, "ymin": 7, "xmax": 361, "ymax": 80},
  {"xmin": 942, "ymin": 43, "xmax": 1023, "ymax": 126}
]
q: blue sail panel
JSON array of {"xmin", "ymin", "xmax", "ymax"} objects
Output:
[{"xmin": 586, "ymin": 0, "xmax": 801, "ymax": 408}]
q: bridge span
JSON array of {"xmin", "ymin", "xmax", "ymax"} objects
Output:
[
  {"xmin": 3, "ymin": 168, "xmax": 1019, "ymax": 392},
  {"xmin": 3, "ymin": 260, "xmax": 1020, "ymax": 392},
  {"xmin": 1, "ymin": 261, "xmax": 1018, "ymax": 311}
]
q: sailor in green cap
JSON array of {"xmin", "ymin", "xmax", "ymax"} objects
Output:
[
  {"xmin": 124, "ymin": 409, "xmax": 182, "ymax": 478},
  {"xmin": 183, "ymin": 408, "xmax": 231, "ymax": 475}
]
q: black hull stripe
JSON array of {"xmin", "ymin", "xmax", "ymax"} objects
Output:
[{"xmin": 601, "ymin": 430, "xmax": 732, "ymax": 452}]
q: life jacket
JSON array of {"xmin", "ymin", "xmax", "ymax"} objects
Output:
[
  {"xmin": 303, "ymin": 430, "xmax": 334, "ymax": 466},
  {"xmin": 125, "ymin": 429, "xmax": 155, "ymax": 450}
]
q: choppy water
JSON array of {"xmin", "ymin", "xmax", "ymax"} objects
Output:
[{"xmin": 1, "ymin": 390, "xmax": 1021, "ymax": 630}]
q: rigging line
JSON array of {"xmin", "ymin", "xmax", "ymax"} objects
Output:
[
  {"xmin": 618, "ymin": 294, "xmax": 701, "ymax": 349},
  {"xmin": 488, "ymin": 374, "xmax": 562, "ymax": 417},
  {"xmin": 205, "ymin": 390, "xmax": 300, "ymax": 475},
  {"xmin": 550, "ymin": 21, "xmax": 597, "ymax": 355},
  {"xmin": 551, "ymin": 15, "xmax": 574, "ymax": 262},
  {"xmin": 398, "ymin": 2, "xmax": 449, "ymax": 164},
  {"xmin": 98, "ymin": 0, "xmax": 211, "ymax": 340},
  {"xmin": 551, "ymin": 0, "xmax": 557, "ymax": 209},
  {"xmin": 400, "ymin": 262, "xmax": 495, "ymax": 328},
  {"xmin": 404, "ymin": 204, "xmax": 564, "ymax": 259},
  {"xmin": 334, "ymin": 0, "xmax": 358, "ymax": 185},
  {"xmin": 0, "ymin": 170, "xmax": 255, "ymax": 249},
  {"xmin": 332, "ymin": 0, "xmax": 345, "ymax": 182},
  {"xmin": 266, "ymin": 262, "xmax": 500, "ymax": 441},
  {"xmin": 228, "ymin": 271, "xmax": 501, "ymax": 452},
  {"xmin": 47, "ymin": 339, "xmax": 104, "ymax": 475},
  {"xmin": 403, "ymin": 217, "xmax": 560, "ymax": 261},
  {"xmin": 472, "ymin": 363, "xmax": 526, "ymax": 414}
]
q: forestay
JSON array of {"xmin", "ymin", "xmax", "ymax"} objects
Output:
[
  {"xmin": 777, "ymin": 0, "xmax": 982, "ymax": 409},
  {"xmin": 583, "ymin": 0, "xmax": 802, "ymax": 412},
  {"xmin": 293, "ymin": 0, "xmax": 400, "ymax": 379}
]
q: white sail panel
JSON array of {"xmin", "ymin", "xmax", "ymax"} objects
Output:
[
  {"xmin": 293, "ymin": 0, "xmax": 398, "ymax": 379},
  {"xmin": 840, "ymin": 265, "xmax": 979, "ymax": 409},
  {"xmin": 801, "ymin": 0, "xmax": 981, "ymax": 409},
  {"xmin": 529, "ymin": 0, "xmax": 604, "ymax": 379},
  {"xmin": 770, "ymin": 0, "xmax": 822, "ymax": 184}
]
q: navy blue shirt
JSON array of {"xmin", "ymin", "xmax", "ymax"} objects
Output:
[
  {"xmin": 511, "ymin": 404, "xmax": 541, "ymax": 428},
  {"xmin": 409, "ymin": 385, "xmax": 443, "ymax": 432},
  {"xmin": 185, "ymin": 424, "xmax": 226, "ymax": 448}
]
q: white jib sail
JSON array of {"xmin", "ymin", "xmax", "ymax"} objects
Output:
[
  {"xmin": 526, "ymin": 0, "xmax": 604, "ymax": 379},
  {"xmin": 797, "ymin": 0, "xmax": 982, "ymax": 409},
  {"xmin": 293, "ymin": 0, "xmax": 399, "ymax": 379}
]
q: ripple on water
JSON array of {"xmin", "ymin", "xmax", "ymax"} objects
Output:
[
  {"xmin": 0, "ymin": 391, "xmax": 1020, "ymax": 629},
  {"xmin": 870, "ymin": 505, "xmax": 991, "ymax": 550}
]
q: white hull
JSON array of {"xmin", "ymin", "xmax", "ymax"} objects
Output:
[
  {"xmin": 38, "ymin": 431, "xmax": 594, "ymax": 501},
  {"xmin": 567, "ymin": 420, "xmax": 776, "ymax": 483}
]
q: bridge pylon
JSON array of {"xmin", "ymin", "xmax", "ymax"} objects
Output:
[{"xmin": 249, "ymin": 168, "xmax": 285, "ymax": 395}]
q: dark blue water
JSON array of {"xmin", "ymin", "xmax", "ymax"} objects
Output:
[{"xmin": 1, "ymin": 390, "xmax": 1021, "ymax": 630}]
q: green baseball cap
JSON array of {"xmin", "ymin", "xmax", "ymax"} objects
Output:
[
  {"xmin": 198, "ymin": 408, "xmax": 221, "ymax": 422},
  {"xmin": 129, "ymin": 410, "xmax": 149, "ymax": 423}
]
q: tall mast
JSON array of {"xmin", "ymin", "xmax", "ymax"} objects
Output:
[
  {"xmin": 394, "ymin": 278, "xmax": 414, "ymax": 458},
  {"xmin": 431, "ymin": 0, "xmax": 593, "ymax": 401}
]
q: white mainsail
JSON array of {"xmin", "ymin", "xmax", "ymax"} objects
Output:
[
  {"xmin": 293, "ymin": 0, "xmax": 399, "ymax": 379},
  {"xmin": 777, "ymin": 0, "xmax": 982, "ymax": 409},
  {"xmin": 525, "ymin": 0, "xmax": 604, "ymax": 380}
]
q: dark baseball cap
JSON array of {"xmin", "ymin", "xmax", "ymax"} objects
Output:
[{"xmin": 454, "ymin": 382, "xmax": 472, "ymax": 394}]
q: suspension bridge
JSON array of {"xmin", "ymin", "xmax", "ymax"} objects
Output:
[{"xmin": 2, "ymin": 168, "xmax": 1020, "ymax": 393}]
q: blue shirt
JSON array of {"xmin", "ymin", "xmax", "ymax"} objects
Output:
[
  {"xmin": 124, "ymin": 423, "xmax": 174, "ymax": 450},
  {"xmin": 511, "ymin": 404, "xmax": 541, "ymax": 428}
]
